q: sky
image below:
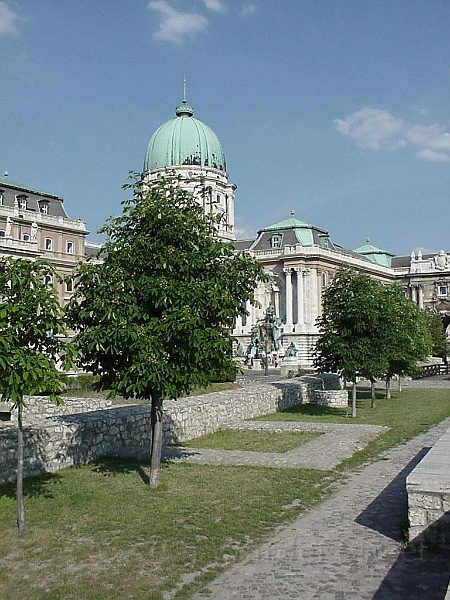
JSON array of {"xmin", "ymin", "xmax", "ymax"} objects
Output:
[{"xmin": 1, "ymin": 0, "xmax": 449, "ymax": 255}]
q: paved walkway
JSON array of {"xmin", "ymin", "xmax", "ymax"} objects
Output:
[
  {"xmin": 164, "ymin": 421, "xmax": 387, "ymax": 470},
  {"xmin": 191, "ymin": 418, "xmax": 450, "ymax": 600}
]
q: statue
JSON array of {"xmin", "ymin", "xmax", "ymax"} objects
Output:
[
  {"xmin": 234, "ymin": 341, "xmax": 245, "ymax": 358},
  {"xmin": 5, "ymin": 216, "xmax": 12, "ymax": 237},
  {"xmin": 31, "ymin": 221, "xmax": 38, "ymax": 241},
  {"xmin": 285, "ymin": 342, "xmax": 298, "ymax": 358}
]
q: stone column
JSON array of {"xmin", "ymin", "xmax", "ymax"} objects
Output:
[
  {"xmin": 309, "ymin": 268, "xmax": 319, "ymax": 326},
  {"xmin": 294, "ymin": 267, "xmax": 304, "ymax": 326},
  {"xmin": 411, "ymin": 285, "xmax": 417, "ymax": 304},
  {"xmin": 417, "ymin": 285, "xmax": 424, "ymax": 309},
  {"xmin": 284, "ymin": 268, "xmax": 293, "ymax": 330}
]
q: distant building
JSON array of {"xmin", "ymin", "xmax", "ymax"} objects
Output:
[
  {"xmin": 142, "ymin": 94, "xmax": 450, "ymax": 368},
  {"xmin": 0, "ymin": 174, "xmax": 89, "ymax": 305}
]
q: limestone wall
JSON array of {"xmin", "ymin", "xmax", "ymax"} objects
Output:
[
  {"xmin": 407, "ymin": 426, "xmax": 450, "ymax": 551},
  {"xmin": 0, "ymin": 377, "xmax": 345, "ymax": 485}
]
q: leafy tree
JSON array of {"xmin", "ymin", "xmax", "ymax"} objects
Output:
[
  {"xmin": 0, "ymin": 258, "xmax": 72, "ymax": 534},
  {"xmin": 423, "ymin": 309, "xmax": 449, "ymax": 360},
  {"xmin": 313, "ymin": 268, "xmax": 387, "ymax": 416},
  {"xmin": 66, "ymin": 176, "xmax": 265, "ymax": 487},
  {"xmin": 382, "ymin": 284, "xmax": 432, "ymax": 397}
]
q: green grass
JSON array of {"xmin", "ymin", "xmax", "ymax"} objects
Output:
[
  {"xmin": 1, "ymin": 386, "xmax": 449, "ymax": 599},
  {"xmin": 0, "ymin": 461, "xmax": 333, "ymax": 600},
  {"xmin": 257, "ymin": 387, "xmax": 450, "ymax": 469},
  {"xmin": 181, "ymin": 430, "xmax": 322, "ymax": 453}
]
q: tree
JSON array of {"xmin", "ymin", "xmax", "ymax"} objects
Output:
[
  {"xmin": 313, "ymin": 268, "xmax": 387, "ymax": 416},
  {"xmin": 66, "ymin": 176, "xmax": 265, "ymax": 487},
  {"xmin": 423, "ymin": 309, "xmax": 449, "ymax": 361},
  {"xmin": 382, "ymin": 284, "xmax": 432, "ymax": 398},
  {"xmin": 0, "ymin": 258, "xmax": 72, "ymax": 534}
]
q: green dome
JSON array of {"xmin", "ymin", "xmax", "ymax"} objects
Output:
[{"xmin": 144, "ymin": 100, "xmax": 227, "ymax": 173}]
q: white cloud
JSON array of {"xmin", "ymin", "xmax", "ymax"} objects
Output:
[
  {"xmin": 203, "ymin": 0, "xmax": 227, "ymax": 13},
  {"xmin": 147, "ymin": 1, "xmax": 208, "ymax": 43},
  {"xmin": 334, "ymin": 108, "xmax": 404, "ymax": 150},
  {"xmin": 416, "ymin": 149, "xmax": 450, "ymax": 163},
  {"xmin": 335, "ymin": 107, "xmax": 450, "ymax": 164},
  {"xmin": 241, "ymin": 3, "xmax": 256, "ymax": 15},
  {"xmin": 0, "ymin": 1, "xmax": 19, "ymax": 36}
]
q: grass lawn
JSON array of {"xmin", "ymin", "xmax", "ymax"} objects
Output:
[
  {"xmin": 180, "ymin": 430, "xmax": 322, "ymax": 453},
  {"xmin": 0, "ymin": 386, "xmax": 449, "ymax": 599},
  {"xmin": 0, "ymin": 461, "xmax": 333, "ymax": 600}
]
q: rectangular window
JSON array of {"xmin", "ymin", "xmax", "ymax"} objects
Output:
[
  {"xmin": 17, "ymin": 195, "xmax": 27, "ymax": 210},
  {"xmin": 66, "ymin": 279, "xmax": 74, "ymax": 293},
  {"xmin": 22, "ymin": 234, "xmax": 30, "ymax": 242},
  {"xmin": 66, "ymin": 241, "xmax": 74, "ymax": 254},
  {"xmin": 45, "ymin": 237, "xmax": 53, "ymax": 251},
  {"xmin": 39, "ymin": 201, "xmax": 49, "ymax": 215},
  {"xmin": 271, "ymin": 234, "xmax": 282, "ymax": 248},
  {"xmin": 438, "ymin": 285, "xmax": 448, "ymax": 296}
]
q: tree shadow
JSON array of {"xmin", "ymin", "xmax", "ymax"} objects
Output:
[
  {"xmin": 90, "ymin": 455, "xmax": 152, "ymax": 485},
  {"xmin": 0, "ymin": 470, "xmax": 63, "ymax": 500}
]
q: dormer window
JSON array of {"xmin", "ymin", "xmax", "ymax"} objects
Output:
[
  {"xmin": 270, "ymin": 234, "xmax": 282, "ymax": 249},
  {"xmin": 38, "ymin": 200, "xmax": 49, "ymax": 215},
  {"xmin": 16, "ymin": 195, "xmax": 27, "ymax": 210}
]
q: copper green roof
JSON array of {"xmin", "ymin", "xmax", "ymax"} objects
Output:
[
  {"xmin": 143, "ymin": 98, "xmax": 227, "ymax": 173},
  {"xmin": 354, "ymin": 239, "xmax": 395, "ymax": 267}
]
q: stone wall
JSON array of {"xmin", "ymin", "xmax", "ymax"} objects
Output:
[
  {"xmin": 0, "ymin": 377, "xmax": 346, "ymax": 485},
  {"xmin": 406, "ymin": 426, "xmax": 450, "ymax": 552}
]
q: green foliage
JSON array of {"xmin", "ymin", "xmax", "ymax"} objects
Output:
[
  {"xmin": 423, "ymin": 309, "xmax": 449, "ymax": 359},
  {"xmin": 66, "ymin": 175, "xmax": 264, "ymax": 402},
  {"xmin": 0, "ymin": 257, "xmax": 72, "ymax": 408},
  {"xmin": 314, "ymin": 268, "xmax": 432, "ymax": 384},
  {"xmin": 313, "ymin": 268, "xmax": 387, "ymax": 382}
]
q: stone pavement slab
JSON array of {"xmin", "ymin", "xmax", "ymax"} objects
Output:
[
  {"xmin": 191, "ymin": 418, "xmax": 450, "ymax": 600},
  {"xmin": 163, "ymin": 421, "xmax": 387, "ymax": 470}
]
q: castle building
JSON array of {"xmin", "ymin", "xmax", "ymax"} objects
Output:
[
  {"xmin": 143, "ymin": 93, "xmax": 450, "ymax": 367},
  {"xmin": 0, "ymin": 174, "xmax": 89, "ymax": 305}
]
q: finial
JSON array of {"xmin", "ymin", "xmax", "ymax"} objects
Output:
[
  {"xmin": 366, "ymin": 237, "xmax": 370, "ymax": 243},
  {"xmin": 175, "ymin": 79, "xmax": 194, "ymax": 117},
  {"xmin": 4, "ymin": 168, "xmax": 8, "ymax": 177},
  {"xmin": 290, "ymin": 209, "xmax": 295, "ymax": 217}
]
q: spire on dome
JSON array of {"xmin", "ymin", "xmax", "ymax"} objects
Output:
[{"xmin": 176, "ymin": 78, "xmax": 194, "ymax": 117}]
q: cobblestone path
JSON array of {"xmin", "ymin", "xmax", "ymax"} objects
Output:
[{"xmin": 192, "ymin": 417, "xmax": 450, "ymax": 600}]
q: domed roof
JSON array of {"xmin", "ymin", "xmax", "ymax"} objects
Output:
[{"xmin": 144, "ymin": 96, "xmax": 227, "ymax": 173}]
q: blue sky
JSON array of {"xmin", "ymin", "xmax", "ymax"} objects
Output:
[{"xmin": 1, "ymin": 0, "xmax": 449, "ymax": 255}]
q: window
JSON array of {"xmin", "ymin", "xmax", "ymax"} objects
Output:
[
  {"xmin": 45, "ymin": 237, "xmax": 53, "ymax": 251},
  {"xmin": 322, "ymin": 271, "xmax": 328, "ymax": 288},
  {"xmin": 66, "ymin": 279, "xmax": 74, "ymax": 293},
  {"xmin": 22, "ymin": 234, "xmax": 30, "ymax": 242},
  {"xmin": 0, "ymin": 191, "xmax": 3, "ymax": 206},
  {"xmin": 66, "ymin": 241, "xmax": 74, "ymax": 254},
  {"xmin": 0, "ymin": 230, "xmax": 5, "ymax": 238},
  {"xmin": 270, "ymin": 234, "xmax": 282, "ymax": 249},
  {"xmin": 44, "ymin": 274, "xmax": 53, "ymax": 286},
  {"xmin": 16, "ymin": 195, "xmax": 27, "ymax": 210},
  {"xmin": 438, "ymin": 285, "xmax": 448, "ymax": 297},
  {"xmin": 38, "ymin": 201, "xmax": 49, "ymax": 215}
]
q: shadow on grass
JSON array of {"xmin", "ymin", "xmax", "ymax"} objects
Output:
[
  {"xmin": 0, "ymin": 471, "xmax": 63, "ymax": 500},
  {"xmin": 90, "ymin": 455, "xmax": 153, "ymax": 485},
  {"xmin": 278, "ymin": 404, "xmax": 350, "ymax": 418}
]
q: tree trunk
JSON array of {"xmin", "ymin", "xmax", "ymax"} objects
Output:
[
  {"xmin": 352, "ymin": 381, "xmax": 357, "ymax": 418},
  {"xmin": 371, "ymin": 380, "xmax": 376, "ymax": 409},
  {"xmin": 386, "ymin": 375, "xmax": 391, "ymax": 399},
  {"xmin": 17, "ymin": 405, "xmax": 27, "ymax": 535},
  {"xmin": 149, "ymin": 396, "xmax": 163, "ymax": 488},
  {"xmin": 398, "ymin": 376, "xmax": 402, "ymax": 393}
]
